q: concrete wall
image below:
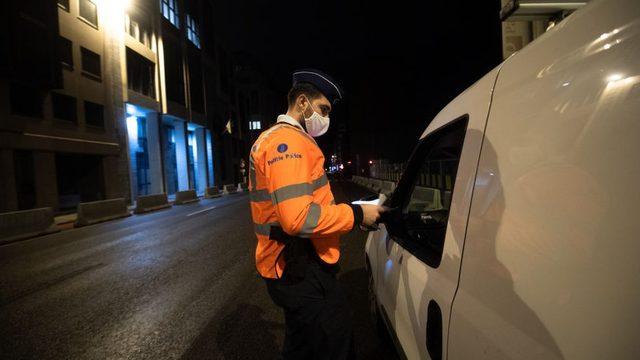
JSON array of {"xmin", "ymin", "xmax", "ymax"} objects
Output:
[
  {"xmin": 0, "ymin": 149, "xmax": 17, "ymax": 212},
  {"xmin": 33, "ymin": 152, "xmax": 58, "ymax": 209},
  {"xmin": 500, "ymin": 0, "xmax": 572, "ymax": 60},
  {"xmin": 502, "ymin": 20, "xmax": 533, "ymax": 59},
  {"xmin": 103, "ymin": 155, "xmax": 124, "ymax": 200}
]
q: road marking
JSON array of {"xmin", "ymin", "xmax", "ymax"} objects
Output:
[{"xmin": 186, "ymin": 206, "xmax": 217, "ymax": 217}]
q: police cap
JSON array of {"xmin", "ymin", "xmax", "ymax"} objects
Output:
[{"xmin": 292, "ymin": 69, "xmax": 343, "ymax": 105}]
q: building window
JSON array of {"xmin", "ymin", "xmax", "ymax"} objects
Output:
[
  {"xmin": 79, "ymin": 0, "xmax": 98, "ymax": 28},
  {"xmin": 203, "ymin": 1, "xmax": 214, "ymax": 52},
  {"xmin": 10, "ymin": 83, "xmax": 44, "ymax": 118},
  {"xmin": 187, "ymin": 130, "xmax": 197, "ymax": 190},
  {"xmin": 57, "ymin": 36, "xmax": 73, "ymax": 70},
  {"xmin": 126, "ymin": 47, "xmax": 156, "ymax": 98},
  {"xmin": 162, "ymin": 124, "xmax": 179, "ymax": 195},
  {"xmin": 52, "ymin": 93, "xmax": 77, "ymax": 123},
  {"xmin": 125, "ymin": 14, "xmax": 152, "ymax": 48},
  {"xmin": 249, "ymin": 121, "xmax": 261, "ymax": 130},
  {"xmin": 188, "ymin": 51, "xmax": 204, "ymax": 112},
  {"xmin": 186, "ymin": 14, "xmax": 201, "ymax": 48},
  {"xmin": 80, "ymin": 47, "xmax": 101, "ymax": 81},
  {"xmin": 84, "ymin": 101, "xmax": 104, "ymax": 127},
  {"xmin": 58, "ymin": 0, "xmax": 70, "ymax": 11},
  {"xmin": 163, "ymin": 38, "xmax": 185, "ymax": 104},
  {"xmin": 161, "ymin": 0, "xmax": 179, "ymax": 28},
  {"xmin": 127, "ymin": 114, "xmax": 151, "ymax": 197}
]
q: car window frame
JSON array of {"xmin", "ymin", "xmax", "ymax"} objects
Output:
[{"xmin": 387, "ymin": 114, "xmax": 469, "ymax": 268}]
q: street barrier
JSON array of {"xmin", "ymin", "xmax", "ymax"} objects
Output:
[
  {"xmin": 0, "ymin": 207, "xmax": 60, "ymax": 244},
  {"xmin": 351, "ymin": 176, "xmax": 398, "ymax": 196},
  {"xmin": 237, "ymin": 182, "xmax": 248, "ymax": 192},
  {"xmin": 174, "ymin": 189, "xmax": 200, "ymax": 205},
  {"xmin": 222, "ymin": 184, "xmax": 238, "ymax": 195},
  {"xmin": 76, "ymin": 198, "xmax": 131, "ymax": 227},
  {"xmin": 370, "ymin": 179, "xmax": 383, "ymax": 193},
  {"xmin": 134, "ymin": 193, "xmax": 171, "ymax": 214},
  {"xmin": 381, "ymin": 180, "xmax": 396, "ymax": 196},
  {"xmin": 410, "ymin": 186, "xmax": 443, "ymax": 210},
  {"xmin": 364, "ymin": 178, "xmax": 374, "ymax": 189},
  {"xmin": 351, "ymin": 176, "xmax": 368, "ymax": 188},
  {"xmin": 205, "ymin": 186, "xmax": 222, "ymax": 199}
]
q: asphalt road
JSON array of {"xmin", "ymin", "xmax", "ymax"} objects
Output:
[{"xmin": 0, "ymin": 181, "xmax": 398, "ymax": 360}]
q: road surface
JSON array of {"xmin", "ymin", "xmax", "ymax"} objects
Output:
[{"xmin": 0, "ymin": 181, "xmax": 398, "ymax": 359}]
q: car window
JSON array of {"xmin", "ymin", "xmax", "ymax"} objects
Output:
[{"xmin": 396, "ymin": 116, "xmax": 468, "ymax": 268}]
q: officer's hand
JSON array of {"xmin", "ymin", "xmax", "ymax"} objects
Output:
[{"xmin": 360, "ymin": 204, "xmax": 385, "ymax": 228}]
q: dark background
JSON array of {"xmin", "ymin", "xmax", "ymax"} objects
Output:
[{"xmin": 214, "ymin": 0, "xmax": 503, "ymax": 162}]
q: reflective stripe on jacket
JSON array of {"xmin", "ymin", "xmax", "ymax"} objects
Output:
[{"xmin": 249, "ymin": 121, "xmax": 355, "ymax": 279}]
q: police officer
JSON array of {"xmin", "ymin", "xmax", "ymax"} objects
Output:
[{"xmin": 248, "ymin": 69, "xmax": 384, "ymax": 359}]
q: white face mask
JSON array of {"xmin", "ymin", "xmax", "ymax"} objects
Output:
[{"xmin": 302, "ymin": 97, "xmax": 330, "ymax": 137}]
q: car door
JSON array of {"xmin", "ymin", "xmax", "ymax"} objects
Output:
[{"xmin": 374, "ymin": 67, "xmax": 501, "ymax": 359}]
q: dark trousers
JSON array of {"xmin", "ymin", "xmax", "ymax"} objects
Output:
[{"xmin": 264, "ymin": 260, "xmax": 356, "ymax": 360}]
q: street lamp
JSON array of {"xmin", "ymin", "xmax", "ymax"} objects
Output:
[{"xmin": 97, "ymin": 0, "xmax": 132, "ymax": 30}]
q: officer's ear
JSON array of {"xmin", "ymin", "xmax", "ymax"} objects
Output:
[{"xmin": 297, "ymin": 94, "xmax": 309, "ymax": 112}]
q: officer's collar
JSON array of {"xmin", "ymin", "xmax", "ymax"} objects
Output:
[{"xmin": 276, "ymin": 114, "xmax": 306, "ymax": 133}]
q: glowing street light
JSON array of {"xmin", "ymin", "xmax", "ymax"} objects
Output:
[{"xmin": 97, "ymin": 0, "xmax": 132, "ymax": 32}]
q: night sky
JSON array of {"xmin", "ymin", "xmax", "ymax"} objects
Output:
[{"xmin": 213, "ymin": 0, "xmax": 503, "ymax": 162}]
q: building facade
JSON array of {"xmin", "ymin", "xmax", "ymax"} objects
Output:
[
  {"xmin": 233, "ymin": 52, "xmax": 279, "ymax": 168},
  {"xmin": 500, "ymin": 0, "xmax": 590, "ymax": 59},
  {"xmin": 0, "ymin": 0, "xmax": 258, "ymax": 213}
]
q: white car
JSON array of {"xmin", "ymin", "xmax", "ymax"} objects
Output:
[{"xmin": 364, "ymin": 0, "xmax": 640, "ymax": 358}]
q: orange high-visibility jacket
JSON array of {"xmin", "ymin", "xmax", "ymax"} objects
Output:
[{"xmin": 249, "ymin": 115, "xmax": 359, "ymax": 279}]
